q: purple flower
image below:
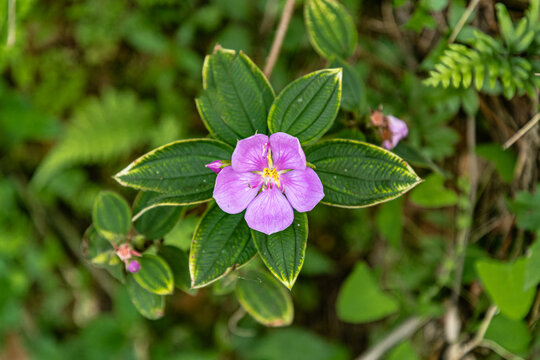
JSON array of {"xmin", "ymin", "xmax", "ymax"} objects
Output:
[
  {"xmin": 382, "ymin": 115, "xmax": 408, "ymax": 150},
  {"xmin": 127, "ymin": 260, "xmax": 141, "ymax": 273},
  {"xmin": 205, "ymin": 160, "xmax": 225, "ymax": 174},
  {"xmin": 213, "ymin": 133, "xmax": 324, "ymax": 235}
]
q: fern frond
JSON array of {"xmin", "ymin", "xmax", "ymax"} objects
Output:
[{"xmin": 33, "ymin": 89, "xmax": 154, "ymax": 187}]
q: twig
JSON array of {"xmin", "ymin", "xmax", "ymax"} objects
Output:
[
  {"xmin": 449, "ymin": 0, "xmax": 480, "ymax": 43},
  {"xmin": 7, "ymin": 0, "xmax": 16, "ymax": 46},
  {"xmin": 228, "ymin": 307, "xmax": 256, "ymax": 337},
  {"xmin": 503, "ymin": 112, "xmax": 540, "ymax": 149},
  {"xmin": 459, "ymin": 305, "xmax": 497, "ymax": 355},
  {"xmin": 263, "ymin": 0, "xmax": 295, "ymax": 78},
  {"xmin": 355, "ymin": 316, "xmax": 428, "ymax": 360},
  {"xmin": 479, "ymin": 340, "xmax": 525, "ymax": 360}
]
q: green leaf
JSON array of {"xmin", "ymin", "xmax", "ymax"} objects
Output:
[
  {"xmin": 331, "ymin": 58, "xmax": 365, "ymax": 112},
  {"xmin": 235, "ymin": 268, "xmax": 294, "ymax": 327},
  {"xmin": 268, "ymin": 69, "xmax": 342, "ymax": 145},
  {"xmin": 189, "ymin": 204, "xmax": 256, "ymax": 288},
  {"xmin": 133, "ymin": 254, "xmax": 174, "ymax": 295},
  {"xmin": 409, "ymin": 173, "xmax": 458, "ymax": 208},
  {"xmin": 252, "ymin": 212, "xmax": 308, "ymax": 289},
  {"xmin": 508, "ymin": 184, "xmax": 540, "ymax": 231},
  {"xmin": 476, "ymin": 144, "xmax": 516, "ymax": 183},
  {"xmin": 114, "ymin": 138, "xmax": 233, "ymax": 205},
  {"xmin": 336, "ymin": 262, "xmax": 398, "ymax": 323},
  {"xmin": 496, "ymin": 3, "xmax": 515, "ymax": 47},
  {"xmin": 132, "ymin": 191, "xmax": 183, "ymax": 239},
  {"xmin": 196, "ymin": 46, "xmax": 274, "ymax": 146},
  {"xmin": 158, "ymin": 245, "xmax": 196, "ymax": 295},
  {"xmin": 126, "ymin": 275, "xmax": 165, "ymax": 320},
  {"xmin": 92, "ymin": 191, "xmax": 131, "ymax": 245},
  {"xmin": 305, "ymin": 139, "xmax": 421, "ymax": 208},
  {"xmin": 386, "ymin": 341, "xmax": 420, "ymax": 360},
  {"xmin": 476, "ymin": 258, "xmax": 535, "ymax": 320},
  {"xmin": 485, "ymin": 314, "xmax": 531, "ymax": 356},
  {"xmin": 304, "ymin": 0, "xmax": 357, "ymax": 59},
  {"xmin": 375, "ymin": 196, "xmax": 403, "ymax": 248},
  {"xmin": 525, "ymin": 240, "xmax": 540, "ymax": 290},
  {"xmin": 82, "ymin": 226, "xmax": 124, "ymax": 282}
]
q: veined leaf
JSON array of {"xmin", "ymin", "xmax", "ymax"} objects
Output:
[
  {"xmin": 133, "ymin": 191, "xmax": 183, "ymax": 239},
  {"xmin": 190, "ymin": 204, "xmax": 256, "ymax": 288},
  {"xmin": 252, "ymin": 212, "xmax": 308, "ymax": 289},
  {"xmin": 82, "ymin": 226, "xmax": 124, "ymax": 283},
  {"xmin": 159, "ymin": 245, "xmax": 196, "ymax": 295},
  {"xmin": 331, "ymin": 58, "xmax": 365, "ymax": 113},
  {"xmin": 114, "ymin": 138, "xmax": 233, "ymax": 205},
  {"xmin": 235, "ymin": 268, "xmax": 294, "ymax": 327},
  {"xmin": 305, "ymin": 139, "xmax": 422, "ymax": 208},
  {"xmin": 92, "ymin": 191, "xmax": 131, "ymax": 245},
  {"xmin": 196, "ymin": 46, "xmax": 274, "ymax": 146},
  {"xmin": 126, "ymin": 275, "xmax": 165, "ymax": 320},
  {"xmin": 268, "ymin": 69, "xmax": 342, "ymax": 145},
  {"xmin": 304, "ymin": 0, "xmax": 357, "ymax": 59},
  {"xmin": 133, "ymin": 254, "xmax": 174, "ymax": 295}
]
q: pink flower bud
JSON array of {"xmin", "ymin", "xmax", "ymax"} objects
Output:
[
  {"xmin": 206, "ymin": 160, "xmax": 224, "ymax": 174},
  {"xmin": 127, "ymin": 260, "xmax": 141, "ymax": 273}
]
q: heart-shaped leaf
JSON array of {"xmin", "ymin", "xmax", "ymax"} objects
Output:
[
  {"xmin": 305, "ymin": 0, "xmax": 357, "ymax": 59},
  {"xmin": 268, "ymin": 69, "xmax": 342, "ymax": 145},
  {"xmin": 133, "ymin": 191, "xmax": 184, "ymax": 239},
  {"xmin": 252, "ymin": 212, "xmax": 308, "ymax": 289},
  {"xmin": 305, "ymin": 139, "xmax": 422, "ymax": 207},
  {"xmin": 126, "ymin": 275, "xmax": 165, "ymax": 320},
  {"xmin": 92, "ymin": 191, "xmax": 131, "ymax": 245},
  {"xmin": 133, "ymin": 254, "xmax": 174, "ymax": 295},
  {"xmin": 236, "ymin": 268, "xmax": 294, "ymax": 327},
  {"xmin": 190, "ymin": 204, "xmax": 256, "ymax": 288},
  {"xmin": 114, "ymin": 138, "xmax": 233, "ymax": 205},
  {"xmin": 196, "ymin": 46, "xmax": 274, "ymax": 146}
]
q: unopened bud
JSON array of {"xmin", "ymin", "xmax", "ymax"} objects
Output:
[{"xmin": 127, "ymin": 260, "xmax": 141, "ymax": 273}]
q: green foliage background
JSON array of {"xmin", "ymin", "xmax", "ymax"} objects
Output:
[{"xmin": 0, "ymin": 0, "xmax": 539, "ymax": 359}]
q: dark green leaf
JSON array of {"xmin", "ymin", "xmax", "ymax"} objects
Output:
[
  {"xmin": 126, "ymin": 275, "xmax": 165, "ymax": 320},
  {"xmin": 92, "ymin": 191, "xmax": 131, "ymax": 245},
  {"xmin": 190, "ymin": 204, "xmax": 256, "ymax": 288},
  {"xmin": 133, "ymin": 254, "xmax": 174, "ymax": 295},
  {"xmin": 114, "ymin": 138, "xmax": 233, "ymax": 205},
  {"xmin": 304, "ymin": 0, "xmax": 357, "ymax": 59},
  {"xmin": 82, "ymin": 226, "xmax": 125, "ymax": 282},
  {"xmin": 336, "ymin": 262, "xmax": 398, "ymax": 323},
  {"xmin": 158, "ymin": 245, "xmax": 196, "ymax": 295},
  {"xmin": 375, "ymin": 196, "xmax": 403, "ymax": 248},
  {"xmin": 252, "ymin": 212, "xmax": 308, "ymax": 289},
  {"xmin": 476, "ymin": 144, "xmax": 516, "ymax": 183},
  {"xmin": 235, "ymin": 268, "xmax": 294, "ymax": 327},
  {"xmin": 133, "ymin": 191, "xmax": 183, "ymax": 239},
  {"xmin": 196, "ymin": 47, "xmax": 274, "ymax": 146},
  {"xmin": 268, "ymin": 69, "xmax": 342, "ymax": 145},
  {"xmin": 331, "ymin": 58, "xmax": 365, "ymax": 112},
  {"xmin": 508, "ymin": 184, "xmax": 540, "ymax": 231},
  {"xmin": 305, "ymin": 139, "xmax": 422, "ymax": 207}
]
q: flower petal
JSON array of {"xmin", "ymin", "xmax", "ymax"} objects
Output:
[
  {"xmin": 269, "ymin": 132, "xmax": 306, "ymax": 171},
  {"xmin": 281, "ymin": 168, "xmax": 324, "ymax": 212},
  {"xmin": 231, "ymin": 134, "xmax": 269, "ymax": 172},
  {"xmin": 245, "ymin": 186, "xmax": 294, "ymax": 235},
  {"xmin": 385, "ymin": 115, "xmax": 408, "ymax": 149},
  {"xmin": 213, "ymin": 167, "xmax": 262, "ymax": 214}
]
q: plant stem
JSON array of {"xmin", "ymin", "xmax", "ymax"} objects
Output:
[
  {"xmin": 503, "ymin": 112, "xmax": 540, "ymax": 149},
  {"xmin": 263, "ymin": 0, "xmax": 295, "ymax": 79}
]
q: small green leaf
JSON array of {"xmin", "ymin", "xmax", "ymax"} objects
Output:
[
  {"xmin": 92, "ymin": 191, "xmax": 131, "ymax": 245},
  {"xmin": 190, "ymin": 204, "xmax": 256, "ymax": 288},
  {"xmin": 337, "ymin": 262, "xmax": 398, "ymax": 323},
  {"xmin": 476, "ymin": 144, "xmax": 516, "ymax": 183},
  {"xmin": 196, "ymin": 47, "xmax": 274, "ymax": 146},
  {"xmin": 114, "ymin": 138, "xmax": 233, "ymax": 204},
  {"xmin": 304, "ymin": 0, "xmax": 357, "ymax": 59},
  {"xmin": 268, "ymin": 69, "xmax": 342, "ymax": 145},
  {"xmin": 485, "ymin": 314, "xmax": 531, "ymax": 356},
  {"xmin": 410, "ymin": 173, "xmax": 458, "ymax": 208},
  {"xmin": 82, "ymin": 226, "xmax": 124, "ymax": 283},
  {"xmin": 476, "ymin": 258, "xmax": 535, "ymax": 320},
  {"xmin": 331, "ymin": 58, "xmax": 365, "ymax": 113},
  {"xmin": 235, "ymin": 268, "xmax": 294, "ymax": 327},
  {"xmin": 386, "ymin": 341, "xmax": 420, "ymax": 360},
  {"xmin": 375, "ymin": 196, "xmax": 403, "ymax": 248},
  {"xmin": 508, "ymin": 184, "xmax": 540, "ymax": 231},
  {"xmin": 525, "ymin": 240, "xmax": 540, "ymax": 290},
  {"xmin": 133, "ymin": 191, "xmax": 183, "ymax": 239},
  {"xmin": 252, "ymin": 212, "xmax": 308, "ymax": 289},
  {"xmin": 126, "ymin": 276, "xmax": 165, "ymax": 320},
  {"xmin": 496, "ymin": 3, "xmax": 515, "ymax": 48},
  {"xmin": 158, "ymin": 245, "xmax": 196, "ymax": 295},
  {"xmin": 133, "ymin": 254, "xmax": 174, "ymax": 295},
  {"xmin": 305, "ymin": 139, "xmax": 421, "ymax": 208}
]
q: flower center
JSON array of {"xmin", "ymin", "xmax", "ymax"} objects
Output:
[{"xmin": 263, "ymin": 167, "xmax": 280, "ymax": 189}]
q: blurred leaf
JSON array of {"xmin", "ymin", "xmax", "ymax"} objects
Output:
[
  {"xmin": 92, "ymin": 191, "xmax": 131, "ymax": 245},
  {"xmin": 114, "ymin": 138, "xmax": 233, "ymax": 204},
  {"xmin": 133, "ymin": 254, "xmax": 174, "ymax": 295},
  {"xmin": 392, "ymin": 142, "xmax": 444, "ymax": 174},
  {"xmin": 476, "ymin": 258, "xmax": 535, "ymax": 320},
  {"xmin": 190, "ymin": 205, "xmax": 256, "ymax": 288},
  {"xmin": 306, "ymin": 139, "xmax": 422, "ymax": 207},
  {"xmin": 133, "ymin": 191, "xmax": 183, "ymax": 239},
  {"xmin": 525, "ymin": 240, "xmax": 540, "ymax": 290},
  {"xmin": 375, "ymin": 196, "xmax": 403, "ymax": 248},
  {"xmin": 410, "ymin": 173, "xmax": 458, "ymax": 208},
  {"xmin": 508, "ymin": 184, "xmax": 540, "ymax": 231},
  {"xmin": 126, "ymin": 275, "xmax": 165, "ymax": 320},
  {"xmin": 164, "ymin": 214, "xmax": 199, "ymax": 251},
  {"xmin": 301, "ymin": 246, "xmax": 335, "ymax": 276},
  {"xmin": 476, "ymin": 144, "xmax": 517, "ymax": 183},
  {"xmin": 336, "ymin": 262, "xmax": 398, "ymax": 323},
  {"xmin": 159, "ymin": 245, "xmax": 196, "ymax": 295},
  {"xmin": 304, "ymin": 0, "xmax": 357, "ymax": 59},
  {"xmin": 236, "ymin": 269, "xmax": 294, "ymax": 327},
  {"xmin": 252, "ymin": 212, "xmax": 308, "ymax": 289},
  {"xmin": 268, "ymin": 69, "xmax": 342, "ymax": 145},
  {"xmin": 331, "ymin": 59, "xmax": 366, "ymax": 113},
  {"xmin": 82, "ymin": 227, "xmax": 124, "ymax": 282},
  {"xmin": 485, "ymin": 314, "xmax": 531, "ymax": 356},
  {"xmin": 196, "ymin": 47, "xmax": 274, "ymax": 147},
  {"xmin": 420, "ymin": 0, "xmax": 447, "ymax": 12},
  {"xmin": 385, "ymin": 341, "xmax": 420, "ymax": 360}
]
